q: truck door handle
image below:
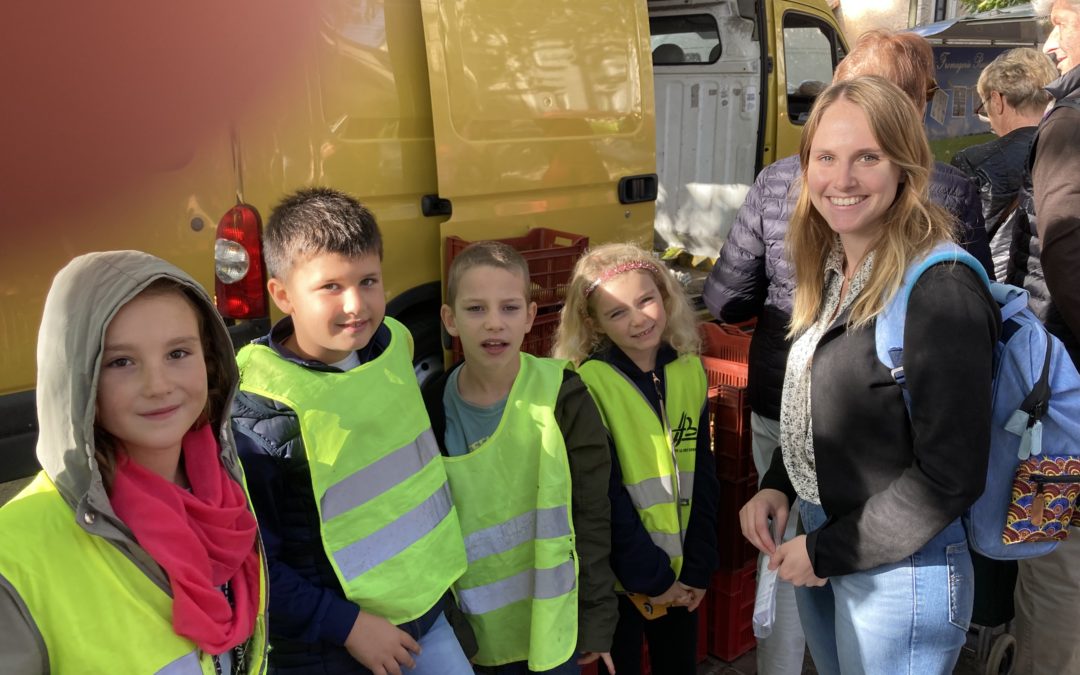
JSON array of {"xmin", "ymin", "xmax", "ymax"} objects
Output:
[
  {"xmin": 421, "ymin": 194, "xmax": 453, "ymax": 217},
  {"xmin": 618, "ymin": 174, "xmax": 658, "ymax": 204}
]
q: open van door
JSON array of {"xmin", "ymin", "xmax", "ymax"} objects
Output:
[
  {"xmin": 766, "ymin": 0, "xmax": 847, "ymax": 163},
  {"xmin": 418, "ymin": 0, "xmax": 656, "ymax": 260}
]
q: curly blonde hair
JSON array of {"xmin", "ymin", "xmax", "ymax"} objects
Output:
[{"xmin": 552, "ymin": 242, "xmax": 700, "ymax": 365}]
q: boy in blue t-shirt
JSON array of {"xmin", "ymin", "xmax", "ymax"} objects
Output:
[{"xmin": 422, "ymin": 241, "xmax": 617, "ymax": 674}]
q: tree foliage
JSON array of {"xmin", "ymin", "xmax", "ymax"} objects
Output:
[{"xmin": 958, "ymin": 0, "xmax": 1029, "ymax": 13}]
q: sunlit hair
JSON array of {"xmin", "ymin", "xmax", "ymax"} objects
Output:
[
  {"xmin": 787, "ymin": 77, "xmax": 955, "ymax": 336},
  {"xmin": 834, "ymin": 29, "xmax": 935, "ymax": 109},
  {"xmin": 977, "ymin": 48, "xmax": 1057, "ymax": 115},
  {"xmin": 264, "ymin": 187, "xmax": 383, "ymax": 280},
  {"xmin": 445, "ymin": 241, "xmax": 532, "ymax": 308},
  {"xmin": 93, "ymin": 279, "xmax": 227, "ymax": 490},
  {"xmin": 553, "ymin": 242, "xmax": 700, "ymax": 365}
]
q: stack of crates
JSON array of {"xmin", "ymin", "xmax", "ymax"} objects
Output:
[
  {"xmin": 443, "ymin": 228, "xmax": 587, "ymax": 360},
  {"xmin": 701, "ymin": 321, "xmax": 758, "ymax": 662}
]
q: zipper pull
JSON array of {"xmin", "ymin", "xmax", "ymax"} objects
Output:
[{"xmin": 1031, "ymin": 480, "xmax": 1046, "ymax": 528}]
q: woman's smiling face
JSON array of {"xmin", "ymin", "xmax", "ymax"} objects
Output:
[{"xmin": 806, "ymin": 98, "xmax": 903, "ymax": 245}]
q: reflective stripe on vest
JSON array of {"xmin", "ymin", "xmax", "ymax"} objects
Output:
[
  {"xmin": 236, "ymin": 317, "xmax": 466, "ymax": 624},
  {"xmin": 577, "ymin": 354, "xmax": 706, "ymax": 578},
  {"xmin": 0, "ymin": 473, "xmax": 268, "ymax": 675},
  {"xmin": 456, "ymin": 557, "xmax": 577, "ymax": 615},
  {"xmin": 158, "ymin": 651, "xmax": 203, "ymax": 674},
  {"xmin": 443, "ymin": 354, "xmax": 578, "ymax": 671}
]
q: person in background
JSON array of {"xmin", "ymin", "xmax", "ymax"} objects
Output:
[
  {"xmin": 0, "ymin": 251, "xmax": 268, "ymax": 674},
  {"xmin": 951, "ymin": 48, "xmax": 1057, "ymax": 281},
  {"xmin": 701, "ymin": 28, "xmax": 992, "ymax": 675},
  {"xmin": 740, "ymin": 76, "xmax": 999, "ymax": 675},
  {"xmin": 1011, "ymin": 2, "xmax": 1080, "ymax": 672}
]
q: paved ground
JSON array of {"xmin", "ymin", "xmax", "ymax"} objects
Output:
[{"xmin": 698, "ymin": 632, "xmax": 991, "ymax": 674}]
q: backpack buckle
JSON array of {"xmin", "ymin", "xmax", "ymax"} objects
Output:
[{"xmin": 890, "ymin": 366, "xmax": 906, "ymax": 386}]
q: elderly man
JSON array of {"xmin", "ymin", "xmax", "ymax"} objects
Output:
[{"xmin": 1012, "ymin": 2, "xmax": 1080, "ymax": 674}]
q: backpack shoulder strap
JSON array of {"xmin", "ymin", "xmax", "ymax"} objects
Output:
[{"xmin": 874, "ymin": 242, "xmax": 990, "ymax": 409}]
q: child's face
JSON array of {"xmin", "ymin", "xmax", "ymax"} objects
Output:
[
  {"xmin": 97, "ymin": 291, "xmax": 208, "ymax": 464},
  {"xmin": 441, "ymin": 265, "xmax": 536, "ymax": 368},
  {"xmin": 268, "ymin": 252, "xmax": 386, "ymax": 364},
  {"xmin": 589, "ymin": 270, "xmax": 668, "ymax": 366}
]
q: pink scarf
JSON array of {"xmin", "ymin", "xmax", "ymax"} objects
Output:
[{"xmin": 110, "ymin": 424, "xmax": 260, "ymax": 655}]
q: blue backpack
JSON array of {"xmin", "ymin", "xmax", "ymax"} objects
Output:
[{"xmin": 876, "ymin": 242, "xmax": 1080, "ymax": 560}]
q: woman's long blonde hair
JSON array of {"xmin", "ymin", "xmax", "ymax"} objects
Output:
[
  {"xmin": 787, "ymin": 76, "xmax": 955, "ymax": 335},
  {"xmin": 552, "ymin": 242, "xmax": 700, "ymax": 365}
]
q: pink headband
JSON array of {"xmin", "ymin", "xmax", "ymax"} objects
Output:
[{"xmin": 583, "ymin": 260, "xmax": 660, "ymax": 298}]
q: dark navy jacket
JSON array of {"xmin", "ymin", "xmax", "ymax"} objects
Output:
[
  {"xmin": 702, "ymin": 154, "xmax": 994, "ymax": 420},
  {"xmin": 232, "ymin": 319, "xmax": 446, "ymax": 674},
  {"xmin": 587, "ymin": 343, "xmax": 720, "ymax": 596}
]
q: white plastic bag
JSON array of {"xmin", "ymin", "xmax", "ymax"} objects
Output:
[{"xmin": 753, "ymin": 551, "xmax": 779, "ymax": 638}]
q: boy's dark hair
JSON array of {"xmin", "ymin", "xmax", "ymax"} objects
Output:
[
  {"xmin": 263, "ymin": 187, "xmax": 383, "ymax": 279},
  {"xmin": 446, "ymin": 241, "xmax": 531, "ymax": 307}
]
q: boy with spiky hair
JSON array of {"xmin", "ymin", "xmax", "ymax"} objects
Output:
[{"xmin": 232, "ymin": 187, "xmax": 472, "ymax": 675}]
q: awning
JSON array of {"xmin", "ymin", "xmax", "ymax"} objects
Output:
[{"xmin": 910, "ymin": 4, "xmax": 1047, "ymax": 46}]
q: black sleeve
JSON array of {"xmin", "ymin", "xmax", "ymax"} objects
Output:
[
  {"xmin": 556, "ymin": 372, "xmax": 618, "ymax": 654},
  {"xmin": 678, "ymin": 402, "xmax": 720, "ymax": 589},
  {"xmin": 805, "ymin": 264, "xmax": 999, "ymax": 577},
  {"xmin": 759, "ymin": 442, "xmax": 797, "ymax": 505}
]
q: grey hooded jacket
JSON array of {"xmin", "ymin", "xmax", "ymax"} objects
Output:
[
  {"xmin": 702, "ymin": 154, "xmax": 993, "ymax": 419},
  {"xmin": 0, "ymin": 251, "xmax": 263, "ymax": 674}
]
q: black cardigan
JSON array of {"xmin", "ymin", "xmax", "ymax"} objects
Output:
[{"xmin": 760, "ymin": 263, "xmax": 1000, "ymax": 577}]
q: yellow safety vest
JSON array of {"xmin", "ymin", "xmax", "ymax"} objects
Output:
[
  {"xmin": 236, "ymin": 317, "xmax": 466, "ymax": 623},
  {"xmin": 577, "ymin": 354, "xmax": 706, "ymax": 578},
  {"xmin": 442, "ymin": 353, "xmax": 578, "ymax": 670},
  {"xmin": 0, "ymin": 472, "xmax": 268, "ymax": 675}
]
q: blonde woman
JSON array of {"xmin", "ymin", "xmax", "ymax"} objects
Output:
[
  {"xmin": 554, "ymin": 243, "xmax": 718, "ymax": 675},
  {"xmin": 739, "ymin": 77, "xmax": 1000, "ymax": 675}
]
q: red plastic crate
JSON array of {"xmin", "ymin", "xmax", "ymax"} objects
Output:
[
  {"xmin": 717, "ymin": 475, "xmax": 759, "ymax": 571},
  {"xmin": 700, "ymin": 321, "xmax": 753, "ymax": 364},
  {"xmin": 701, "ymin": 322, "xmax": 754, "ymax": 484},
  {"xmin": 449, "ymin": 310, "xmax": 561, "ymax": 362},
  {"xmin": 444, "ymin": 228, "xmax": 588, "ymax": 311},
  {"xmin": 709, "ymin": 563, "xmax": 757, "ymax": 662},
  {"xmin": 709, "ymin": 382, "xmax": 753, "ymax": 482}
]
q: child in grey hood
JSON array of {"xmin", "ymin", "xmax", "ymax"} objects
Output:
[{"xmin": 0, "ymin": 251, "xmax": 268, "ymax": 674}]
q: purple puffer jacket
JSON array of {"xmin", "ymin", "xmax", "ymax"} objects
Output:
[{"xmin": 702, "ymin": 154, "xmax": 993, "ymax": 420}]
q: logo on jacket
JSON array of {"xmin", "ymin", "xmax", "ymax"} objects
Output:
[{"xmin": 672, "ymin": 412, "xmax": 697, "ymax": 448}]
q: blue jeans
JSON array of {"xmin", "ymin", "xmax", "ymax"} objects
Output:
[
  {"xmin": 794, "ymin": 501, "xmax": 973, "ymax": 675},
  {"xmin": 410, "ymin": 613, "xmax": 474, "ymax": 675},
  {"xmin": 474, "ymin": 653, "xmax": 580, "ymax": 674}
]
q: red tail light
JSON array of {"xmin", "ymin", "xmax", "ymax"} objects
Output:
[{"xmin": 214, "ymin": 204, "xmax": 268, "ymax": 319}]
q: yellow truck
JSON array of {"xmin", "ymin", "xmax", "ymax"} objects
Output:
[{"xmin": 1, "ymin": 0, "xmax": 845, "ymax": 486}]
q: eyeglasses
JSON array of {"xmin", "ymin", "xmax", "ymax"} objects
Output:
[
  {"xmin": 925, "ymin": 81, "xmax": 940, "ymax": 103},
  {"xmin": 975, "ymin": 98, "xmax": 987, "ymax": 117}
]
